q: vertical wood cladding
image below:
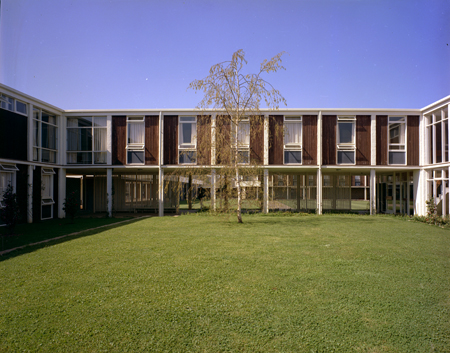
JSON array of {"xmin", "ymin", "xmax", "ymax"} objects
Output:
[
  {"xmin": 0, "ymin": 110, "xmax": 27, "ymax": 161},
  {"xmin": 322, "ymin": 115, "xmax": 337, "ymax": 165},
  {"xmin": 250, "ymin": 116, "xmax": 264, "ymax": 165},
  {"xmin": 145, "ymin": 116, "xmax": 159, "ymax": 165},
  {"xmin": 216, "ymin": 116, "xmax": 231, "ymax": 165},
  {"xmin": 376, "ymin": 116, "xmax": 388, "ymax": 165},
  {"xmin": 33, "ymin": 166, "xmax": 41, "ymax": 222},
  {"xmin": 197, "ymin": 115, "xmax": 211, "ymax": 165},
  {"xmin": 112, "ymin": 116, "xmax": 126, "ymax": 165},
  {"xmin": 356, "ymin": 115, "xmax": 371, "ymax": 165},
  {"xmin": 269, "ymin": 115, "xmax": 283, "ymax": 165},
  {"xmin": 407, "ymin": 115, "xmax": 419, "ymax": 165},
  {"xmin": 163, "ymin": 116, "xmax": 178, "ymax": 165},
  {"xmin": 302, "ymin": 115, "xmax": 317, "ymax": 165}
]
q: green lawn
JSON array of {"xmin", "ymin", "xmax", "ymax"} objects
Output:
[{"xmin": 1, "ymin": 214, "xmax": 449, "ymax": 352}]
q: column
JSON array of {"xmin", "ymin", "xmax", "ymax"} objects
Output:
[
  {"xmin": 211, "ymin": 114, "xmax": 216, "ymax": 166},
  {"xmin": 58, "ymin": 168, "xmax": 67, "ymax": 218},
  {"xmin": 370, "ymin": 169, "xmax": 376, "ymax": 215},
  {"xmin": 413, "ymin": 170, "xmax": 422, "ymax": 216},
  {"xmin": 317, "ymin": 168, "xmax": 322, "ymax": 215},
  {"xmin": 371, "ymin": 114, "xmax": 376, "ymax": 166},
  {"xmin": 27, "ymin": 165, "xmax": 33, "ymax": 223},
  {"xmin": 158, "ymin": 168, "xmax": 164, "ymax": 217},
  {"xmin": 107, "ymin": 168, "xmax": 112, "ymax": 217},
  {"xmin": 407, "ymin": 171, "xmax": 410, "ymax": 216},
  {"xmin": 263, "ymin": 169, "xmax": 269, "ymax": 213},
  {"xmin": 211, "ymin": 169, "xmax": 216, "ymax": 211},
  {"xmin": 264, "ymin": 115, "xmax": 269, "ymax": 166}
]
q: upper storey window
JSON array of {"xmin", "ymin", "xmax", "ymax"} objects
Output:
[
  {"xmin": 67, "ymin": 117, "xmax": 107, "ymax": 164},
  {"xmin": 179, "ymin": 116, "xmax": 197, "ymax": 164},
  {"xmin": 127, "ymin": 117, "xmax": 145, "ymax": 164},
  {"xmin": 284, "ymin": 116, "xmax": 302, "ymax": 164},
  {"xmin": 232, "ymin": 118, "xmax": 250, "ymax": 164},
  {"xmin": 388, "ymin": 117, "xmax": 406, "ymax": 165},
  {"xmin": 0, "ymin": 94, "xmax": 27, "ymax": 116},
  {"xmin": 34, "ymin": 109, "xmax": 58, "ymax": 163},
  {"xmin": 337, "ymin": 117, "xmax": 355, "ymax": 164}
]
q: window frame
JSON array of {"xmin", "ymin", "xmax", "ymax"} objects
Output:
[
  {"xmin": 67, "ymin": 116, "xmax": 107, "ymax": 165},
  {"xmin": 41, "ymin": 168, "xmax": 55, "ymax": 220},
  {"xmin": 336, "ymin": 116, "xmax": 356, "ymax": 165},
  {"xmin": 0, "ymin": 165, "xmax": 17, "ymax": 209},
  {"xmin": 34, "ymin": 108, "xmax": 58, "ymax": 164},
  {"xmin": 388, "ymin": 116, "xmax": 407, "ymax": 165},
  {"xmin": 178, "ymin": 116, "xmax": 197, "ymax": 165},
  {"xmin": 283, "ymin": 115, "xmax": 303, "ymax": 165},
  {"xmin": 126, "ymin": 116, "xmax": 145, "ymax": 165},
  {"xmin": 232, "ymin": 117, "xmax": 250, "ymax": 165}
]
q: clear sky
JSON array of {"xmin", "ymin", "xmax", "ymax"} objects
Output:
[{"xmin": 1, "ymin": 0, "xmax": 449, "ymax": 110}]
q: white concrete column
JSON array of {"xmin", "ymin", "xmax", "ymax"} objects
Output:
[
  {"xmin": 27, "ymin": 165, "xmax": 33, "ymax": 223},
  {"xmin": 27, "ymin": 104, "xmax": 34, "ymax": 162},
  {"xmin": 211, "ymin": 169, "xmax": 216, "ymax": 211},
  {"xmin": 263, "ymin": 168, "xmax": 269, "ymax": 213},
  {"xmin": 107, "ymin": 115, "xmax": 112, "ymax": 165},
  {"xmin": 264, "ymin": 115, "xmax": 269, "ymax": 166},
  {"xmin": 211, "ymin": 114, "xmax": 216, "ymax": 166},
  {"xmin": 107, "ymin": 168, "xmax": 112, "ymax": 217},
  {"xmin": 371, "ymin": 114, "xmax": 376, "ymax": 165},
  {"xmin": 158, "ymin": 168, "xmax": 164, "ymax": 217},
  {"xmin": 58, "ymin": 168, "xmax": 66, "ymax": 218},
  {"xmin": 317, "ymin": 111, "xmax": 322, "ymax": 167},
  {"xmin": 370, "ymin": 169, "xmax": 376, "ymax": 215},
  {"xmin": 407, "ymin": 171, "xmax": 411, "ymax": 216},
  {"xmin": 317, "ymin": 168, "xmax": 322, "ymax": 215},
  {"xmin": 413, "ymin": 169, "xmax": 424, "ymax": 216}
]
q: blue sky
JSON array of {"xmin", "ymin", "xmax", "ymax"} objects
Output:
[{"xmin": 1, "ymin": 0, "xmax": 449, "ymax": 110}]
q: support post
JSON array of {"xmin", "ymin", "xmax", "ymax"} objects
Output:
[
  {"xmin": 263, "ymin": 169, "xmax": 269, "ymax": 213},
  {"xmin": 27, "ymin": 165, "xmax": 33, "ymax": 223},
  {"xmin": 211, "ymin": 169, "xmax": 216, "ymax": 211},
  {"xmin": 317, "ymin": 168, "xmax": 322, "ymax": 215},
  {"xmin": 158, "ymin": 168, "xmax": 164, "ymax": 217},
  {"xmin": 107, "ymin": 168, "xmax": 112, "ymax": 217},
  {"xmin": 264, "ymin": 115, "xmax": 269, "ymax": 166},
  {"xmin": 407, "ymin": 171, "xmax": 411, "ymax": 216},
  {"xmin": 58, "ymin": 168, "xmax": 67, "ymax": 218},
  {"xmin": 370, "ymin": 169, "xmax": 376, "ymax": 215}
]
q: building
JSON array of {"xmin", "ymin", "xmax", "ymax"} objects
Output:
[{"xmin": 1, "ymin": 83, "xmax": 449, "ymax": 222}]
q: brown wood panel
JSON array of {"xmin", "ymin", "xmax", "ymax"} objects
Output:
[
  {"xmin": 112, "ymin": 116, "xmax": 126, "ymax": 165},
  {"xmin": 356, "ymin": 115, "xmax": 371, "ymax": 165},
  {"xmin": 216, "ymin": 115, "xmax": 231, "ymax": 165},
  {"xmin": 197, "ymin": 115, "xmax": 211, "ymax": 165},
  {"xmin": 145, "ymin": 116, "xmax": 159, "ymax": 165},
  {"xmin": 163, "ymin": 115, "xmax": 178, "ymax": 165},
  {"xmin": 250, "ymin": 116, "xmax": 264, "ymax": 165},
  {"xmin": 322, "ymin": 115, "xmax": 336, "ymax": 165},
  {"xmin": 407, "ymin": 115, "xmax": 419, "ymax": 166},
  {"xmin": 303, "ymin": 115, "xmax": 317, "ymax": 165},
  {"xmin": 376, "ymin": 115, "xmax": 388, "ymax": 165},
  {"xmin": 269, "ymin": 115, "xmax": 283, "ymax": 165}
]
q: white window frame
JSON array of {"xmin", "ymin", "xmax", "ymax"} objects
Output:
[
  {"xmin": 0, "ymin": 165, "xmax": 17, "ymax": 209},
  {"xmin": 178, "ymin": 116, "xmax": 197, "ymax": 165},
  {"xmin": 337, "ymin": 116, "xmax": 356, "ymax": 165},
  {"xmin": 41, "ymin": 168, "xmax": 55, "ymax": 220},
  {"xmin": 232, "ymin": 118, "xmax": 250, "ymax": 165},
  {"xmin": 33, "ymin": 108, "xmax": 58, "ymax": 164},
  {"xmin": 0, "ymin": 94, "xmax": 28, "ymax": 116},
  {"xmin": 126, "ymin": 116, "xmax": 145, "ymax": 165},
  {"xmin": 283, "ymin": 116, "xmax": 302, "ymax": 165},
  {"xmin": 388, "ymin": 116, "xmax": 407, "ymax": 165}
]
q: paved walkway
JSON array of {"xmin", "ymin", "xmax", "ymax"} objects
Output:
[{"xmin": 0, "ymin": 216, "xmax": 150, "ymax": 257}]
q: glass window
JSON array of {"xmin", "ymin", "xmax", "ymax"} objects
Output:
[
  {"xmin": 16, "ymin": 101, "xmax": 27, "ymax": 115},
  {"xmin": 338, "ymin": 151, "xmax": 355, "ymax": 164},
  {"xmin": 337, "ymin": 117, "xmax": 356, "ymax": 165},
  {"xmin": 284, "ymin": 150, "xmax": 302, "ymax": 164},
  {"xmin": 284, "ymin": 116, "xmax": 302, "ymax": 164},
  {"xmin": 338, "ymin": 121, "xmax": 355, "ymax": 145},
  {"xmin": 67, "ymin": 116, "xmax": 107, "ymax": 165},
  {"xmin": 33, "ymin": 109, "xmax": 58, "ymax": 163},
  {"xmin": 179, "ymin": 116, "xmax": 197, "ymax": 164},
  {"xmin": 128, "ymin": 118, "xmax": 145, "ymax": 145},
  {"xmin": 388, "ymin": 117, "xmax": 406, "ymax": 165},
  {"xmin": 237, "ymin": 121, "xmax": 250, "ymax": 147},
  {"xmin": 0, "ymin": 94, "xmax": 13, "ymax": 111}
]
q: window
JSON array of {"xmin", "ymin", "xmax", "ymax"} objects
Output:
[
  {"xmin": 67, "ymin": 117, "xmax": 107, "ymax": 164},
  {"xmin": 41, "ymin": 168, "xmax": 55, "ymax": 220},
  {"xmin": 0, "ymin": 164, "xmax": 17, "ymax": 208},
  {"xmin": 179, "ymin": 116, "xmax": 197, "ymax": 164},
  {"xmin": 337, "ymin": 117, "xmax": 356, "ymax": 164},
  {"xmin": 232, "ymin": 118, "xmax": 250, "ymax": 164},
  {"xmin": 0, "ymin": 94, "xmax": 28, "ymax": 115},
  {"xmin": 284, "ymin": 116, "xmax": 302, "ymax": 164},
  {"xmin": 34, "ymin": 109, "xmax": 58, "ymax": 163},
  {"xmin": 388, "ymin": 116, "xmax": 406, "ymax": 165},
  {"xmin": 127, "ymin": 117, "xmax": 145, "ymax": 164},
  {"xmin": 16, "ymin": 100, "xmax": 27, "ymax": 115}
]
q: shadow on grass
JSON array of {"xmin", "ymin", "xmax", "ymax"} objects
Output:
[{"xmin": 0, "ymin": 217, "xmax": 150, "ymax": 262}]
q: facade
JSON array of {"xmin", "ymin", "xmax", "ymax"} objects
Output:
[{"xmin": 1, "ymin": 82, "xmax": 450, "ymax": 222}]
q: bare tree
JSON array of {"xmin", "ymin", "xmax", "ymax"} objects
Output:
[{"xmin": 188, "ymin": 50, "xmax": 287, "ymax": 223}]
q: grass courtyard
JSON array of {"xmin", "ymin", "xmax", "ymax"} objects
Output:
[{"xmin": 0, "ymin": 214, "xmax": 449, "ymax": 352}]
